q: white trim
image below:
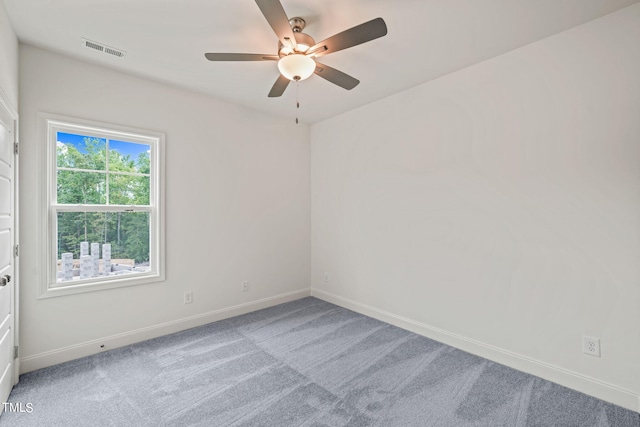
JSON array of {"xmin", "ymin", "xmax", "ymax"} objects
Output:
[
  {"xmin": 311, "ymin": 288, "xmax": 640, "ymax": 413},
  {"xmin": 20, "ymin": 289, "xmax": 311, "ymax": 373},
  {"xmin": 36, "ymin": 112, "xmax": 166, "ymax": 298},
  {"xmin": 0, "ymin": 87, "xmax": 16, "ymax": 118}
]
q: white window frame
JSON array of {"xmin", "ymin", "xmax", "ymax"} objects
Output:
[{"xmin": 37, "ymin": 113, "xmax": 165, "ymax": 298}]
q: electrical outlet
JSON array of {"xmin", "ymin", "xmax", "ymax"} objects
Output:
[
  {"xmin": 184, "ymin": 291, "xmax": 193, "ymax": 304},
  {"xmin": 324, "ymin": 272, "xmax": 329, "ymax": 283},
  {"xmin": 582, "ymin": 336, "xmax": 600, "ymax": 357},
  {"xmin": 241, "ymin": 281, "xmax": 249, "ymax": 292}
]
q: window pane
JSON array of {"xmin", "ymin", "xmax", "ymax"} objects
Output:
[
  {"xmin": 109, "ymin": 174, "xmax": 150, "ymax": 205},
  {"xmin": 56, "ymin": 211, "xmax": 151, "ymax": 282},
  {"xmin": 57, "ymin": 170, "xmax": 106, "ymax": 204},
  {"xmin": 109, "ymin": 140, "xmax": 151, "ymax": 174},
  {"xmin": 57, "ymin": 132, "xmax": 106, "ymax": 171}
]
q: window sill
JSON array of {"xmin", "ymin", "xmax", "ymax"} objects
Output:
[{"xmin": 37, "ymin": 271, "xmax": 165, "ymax": 299}]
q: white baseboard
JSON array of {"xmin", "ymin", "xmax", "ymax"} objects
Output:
[
  {"xmin": 311, "ymin": 288, "xmax": 640, "ymax": 413},
  {"xmin": 20, "ymin": 289, "xmax": 311, "ymax": 374}
]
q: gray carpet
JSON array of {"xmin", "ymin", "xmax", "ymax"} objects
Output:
[{"xmin": 2, "ymin": 297, "xmax": 639, "ymax": 426}]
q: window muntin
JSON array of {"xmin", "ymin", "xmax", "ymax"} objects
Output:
[{"xmin": 41, "ymin": 115, "xmax": 164, "ymax": 297}]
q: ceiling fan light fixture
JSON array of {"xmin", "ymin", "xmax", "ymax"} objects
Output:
[
  {"xmin": 278, "ymin": 54, "xmax": 316, "ymax": 81},
  {"xmin": 296, "ymin": 43, "xmax": 310, "ymax": 53},
  {"xmin": 280, "ymin": 46, "xmax": 294, "ymax": 56}
]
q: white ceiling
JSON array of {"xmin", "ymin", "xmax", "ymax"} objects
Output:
[{"xmin": 4, "ymin": 0, "xmax": 639, "ymax": 123}]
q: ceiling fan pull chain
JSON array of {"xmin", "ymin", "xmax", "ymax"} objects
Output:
[{"xmin": 295, "ymin": 80, "xmax": 300, "ymax": 124}]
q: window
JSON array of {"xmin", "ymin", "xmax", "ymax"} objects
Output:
[{"xmin": 39, "ymin": 114, "xmax": 165, "ymax": 297}]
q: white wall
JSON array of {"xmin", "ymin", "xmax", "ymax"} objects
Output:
[
  {"xmin": 0, "ymin": 0, "xmax": 18, "ymax": 109},
  {"xmin": 311, "ymin": 4, "xmax": 640, "ymax": 411},
  {"xmin": 19, "ymin": 45, "xmax": 310, "ymax": 370}
]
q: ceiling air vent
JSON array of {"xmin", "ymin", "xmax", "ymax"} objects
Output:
[{"xmin": 81, "ymin": 38, "xmax": 126, "ymax": 59}]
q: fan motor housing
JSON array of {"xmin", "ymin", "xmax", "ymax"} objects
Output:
[{"xmin": 278, "ymin": 32, "xmax": 316, "ymax": 57}]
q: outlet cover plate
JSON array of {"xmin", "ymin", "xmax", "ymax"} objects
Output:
[
  {"xmin": 582, "ymin": 335, "xmax": 600, "ymax": 357},
  {"xmin": 184, "ymin": 291, "xmax": 193, "ymax": 304}
]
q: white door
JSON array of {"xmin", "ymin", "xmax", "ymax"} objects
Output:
[{"xmin": 0, "ymin": 97, "xmax": 17, "ymax": 406}]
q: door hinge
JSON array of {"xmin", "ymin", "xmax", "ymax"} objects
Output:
[
  {"xmin": 13, "ymin": 346, "xmax": 18, "ymax": 359},
  {"xmin": 14, "ymin": 244, "xmax": 18, "ymax": 257},
  {"xmin": 14, "ymin": 142, "xmax": 18, "ymax": 156}
]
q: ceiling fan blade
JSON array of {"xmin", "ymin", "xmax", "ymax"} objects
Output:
[
  {"xmin": 268, "ymin": 74, "xmax": 290, "ymax": 97},
  {"xmin": 314, "ymin": 63, "xmax": 360, "ymax": 90},
  {"xmin": 255, "ymin": 0, "xmax": 297, "ymax": 50},
  {"xmin": 308, "ymin": 17, "xmax": 387, "ymax": 58},
  {"xmin": 205, "ymin": 53, "xmax": 278, "ymax": 61}
]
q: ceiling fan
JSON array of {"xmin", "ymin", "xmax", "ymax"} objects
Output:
[{"xmin": 204, "ymin": 0, "xmax": 388, "ymax": 98}]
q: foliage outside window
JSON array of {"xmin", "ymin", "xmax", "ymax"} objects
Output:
[{"xmin": 40, "ymin": 114, "xmax": 165, "ymax": 297}]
